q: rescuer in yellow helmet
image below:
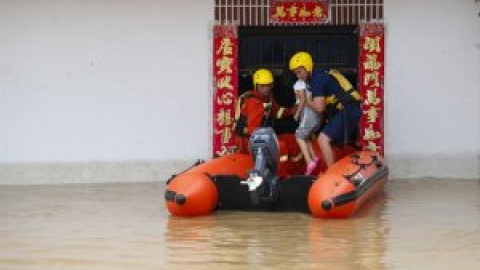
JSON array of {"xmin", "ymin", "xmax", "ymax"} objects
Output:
[
  {"xmin": 233, "ymin": 68, "xmax": 304, "ymax": 177},
  {"xmin": 289, "ymin": 51, "xmax": 362, "ymax": 169}
]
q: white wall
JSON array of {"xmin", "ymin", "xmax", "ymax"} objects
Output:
[
  {"xmin": 0, "ymin": 0, "xmax": 214, "ymax": 183},
  {"xmin": 1, "ymin": 0, "xmax": 214, "ymax": 163},
  {"xmin": 1, "ymin": 0, "xmax": 479, "ymax": 184},
  {"xmin": 384, "ymin": 0, "xmax": 480, "ymax": 178}
]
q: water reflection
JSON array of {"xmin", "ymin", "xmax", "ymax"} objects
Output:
[
  {"xmin": 1, "ymin": 179, "xmax": 479, "ymax": 270},
  {"xmin": 164, "ymin": 193, "xmax": 388, "ymax": 270}
]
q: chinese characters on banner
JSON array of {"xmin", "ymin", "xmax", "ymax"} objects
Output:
[
  {"xmin": 270, "ymin": 0, "xmax": 329, "ymax": 24},
  {"xmin": 213, "ymin": 25, "xmax": 238, "ymax": 157},
  {"xmin": 358, "ymin": 24, "xmax": 385, "ymax": 156}
]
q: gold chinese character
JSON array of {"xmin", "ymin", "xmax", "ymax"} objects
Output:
[
  {"xmin": 364, "ymin": 106, "xmax": 380, "ymax": 123},
  {"xmin": 217, "ymin": 92, "xmax": 235, "ymax": 105},
  {"xmin": 299, "ymin": 5, "xmax": 311, "ymax": 18},
  {"xmin": 288, "ymin": 5, "xmax": 298, "ymax": 18},
  {"xmin": 216, "ymin": 56, "xmax": 233, "ymax": 74},
  {"xmin": 215, "ymin": 145, "xmax": 229, "ymax": 156},
  {"xmin": 217, "ymin": 76, "xmax": 233, "ymax": 90},
  {"xmin": 366, "ymin": 141, "xmax": 381, "ymax": 152},
  {"xmin": 216, "ymin": 127, "xmax": 233, "ymax": 144},
  {"xmin": 313, "ymin": 5, "xmax": 324, "ymax": 18},
  {"xmin": 363, "ymin": 124, "xmax": 381, "ymax": 141},
  {"xmin": 364, "ymin": 54, "xmax": 382, "ymax": 71},
  {"xmin": 216, "ymin": 109, "xmax": 233, "ymax": 127},
  {"xmin": 365, "ymin": 89, "xmax": 381, "ymax": 106},
  {"xmin": 364, "ymin": 71, "xmax": 380, "ymax": 87},
  {"xmin": 216, "ymin": 38, "xmax": 233, "ymax": 56},
  {"xmin": 363, "ymin": 36, "xmax": 381, "ymax": 53},
  {"xmin": 273, "ymin": 5, "xmax": 286, "ymax": 18}
]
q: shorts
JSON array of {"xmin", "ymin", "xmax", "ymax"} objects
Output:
[
  {"xmin": 321, "ymin": 103, "xmax": 361, "ymax": 146},
  {"xmin": 295, "ymin": 106, "xmax": 322, "ymax": 140}
]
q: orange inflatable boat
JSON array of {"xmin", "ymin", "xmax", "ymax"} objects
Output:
[{"xmin": 165, "ymin": 128, "xmax": 388, "ymax": 218}]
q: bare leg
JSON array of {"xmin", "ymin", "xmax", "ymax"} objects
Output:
[
  {"xmin": 307, "ymin": 140, "xmax": 317, "ymax": 161},
  {"xmin": 296, "ymin": 137, "xmax": 313, "ymax": 164},
  {"xmin": 317, "ymin": 133, "xmax": 335, "ymax": 168}
]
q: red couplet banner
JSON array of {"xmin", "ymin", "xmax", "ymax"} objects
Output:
[
  {"xmin": 213, "ymin": 25, "xmax": 238, "ymax": 157},
  {"xmin": 358, "ymin": 23, "xmax": 385, "ymax": 156}
]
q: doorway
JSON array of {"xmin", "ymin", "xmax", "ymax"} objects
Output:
[{"xmin": 238, "ymin": 25, "xmax": 359, "ymax": 134}]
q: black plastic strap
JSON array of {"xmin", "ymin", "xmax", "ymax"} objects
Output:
[
  {"xmin": 166, "ymin": 159, "xmax": 204, "ymax": 184},
  {"xmin": 164, "ymin": 190, "xmax": 176, "ymax": 202}
]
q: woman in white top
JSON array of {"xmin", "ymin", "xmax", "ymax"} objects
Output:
[{"xmin": 293, "ymin": 80, "xmax": 323, "ymax": 175}]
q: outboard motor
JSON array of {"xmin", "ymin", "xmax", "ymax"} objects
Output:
[{"xmin": 241, "ymin": 127, "xmax": 280, "ymax": 205}]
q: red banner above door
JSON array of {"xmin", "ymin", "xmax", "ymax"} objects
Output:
[{"xmin": 270, "ymin": 0, "xmax": 329, "ymax": 24}]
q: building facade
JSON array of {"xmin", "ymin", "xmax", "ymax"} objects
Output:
[{"xmin": 0, "ymin": 0, "xmax": 479, "ymax": 184}]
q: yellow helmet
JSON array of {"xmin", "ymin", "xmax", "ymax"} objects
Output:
[
  {"xmin": 252, "ymin": 68, "xmax": 274, "ymax": 86},
  {"xmin": 289, "ymin": 51, "xmax": 313, "ymax": 72}
]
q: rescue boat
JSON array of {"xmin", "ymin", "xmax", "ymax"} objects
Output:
[{"xmin": 164, "ymin": 128, "xmax": 388, "ymax": 218}]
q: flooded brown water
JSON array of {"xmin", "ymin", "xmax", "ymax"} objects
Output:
[{"xmin": 1, "ymin": 179, "xmax": 479, "ymax": 270}]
